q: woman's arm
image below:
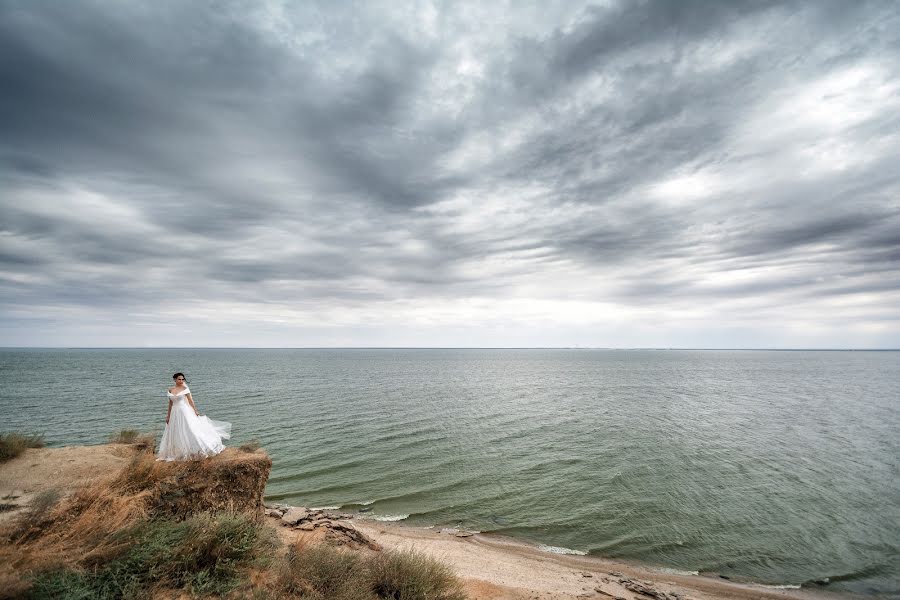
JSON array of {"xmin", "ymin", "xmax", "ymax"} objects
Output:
[
  {"xmin": 166, "ymin": 399, "xmax": 172, "ymax": 424},
  {"xmin": 186, "ymin": 393, "xmax": 200, "ymax": 416}
]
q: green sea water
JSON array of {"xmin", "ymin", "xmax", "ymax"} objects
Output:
[{"xmin": 1, "ymin": 349, "xmax": 897, "ymax": 597}]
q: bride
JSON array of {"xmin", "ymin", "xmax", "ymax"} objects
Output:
[{"xmin": 157, "ymin": 372, "xmax": 231, "ymax": 461}]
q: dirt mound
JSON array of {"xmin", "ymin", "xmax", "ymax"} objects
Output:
[{"xmin": 146, "ymin": 448, "xmax": 271, "ymax": 518}]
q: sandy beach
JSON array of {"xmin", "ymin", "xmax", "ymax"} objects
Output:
[
  {"xmin": 0, "ymin": 443, "xmax": 867, "ymax": 600},
  {"xmin": 345, "ymin": 518, "xmax": 859, "ymax": 600}
]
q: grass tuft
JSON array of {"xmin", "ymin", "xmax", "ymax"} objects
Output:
[
  {"xmin": 0, "ymin": 433, "xmax": 45, "ymax": 462},
  {"xmin": 367, "ymin": 549, "xmax": 467, "ymax": 600},
  {"xmin": 107, "ymin": 430, "xmax": 156, "ymax": 451},
  {"xmin": 239, "ymin": 439, "xmax": 262, "ymax": 453},
  {"xmin": 279, "ymin": 543, "xmax": 370, "ymax": 600},
  {"xmin": 277, "ymin": 544, "xmax": 467, "ymax": 600},
  {"xmin": 7, "ymin": 489, "xmax": 63, "ymax": 544},
  {"xmin": 107, "ymin": 429, "xmax": 139, "ymax": 444}
]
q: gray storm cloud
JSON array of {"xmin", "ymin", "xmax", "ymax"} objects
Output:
[{"xmin": 1, "ymin": 0, "xmax": 899, "ymax": 347}]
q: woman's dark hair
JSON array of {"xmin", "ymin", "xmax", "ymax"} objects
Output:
[{"xmin": 173, "ymin": 372, "xmax": 186, "ymax": 381}]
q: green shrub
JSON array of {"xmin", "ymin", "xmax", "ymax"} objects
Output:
[
  {"xmin": 280, "ymin": 543, "xmax": 371, "ymax": 600},
  {"xmin": 367, "ymin": 549, "xmax": 466, "ymax": 600},
  {"xmin": 0, "ymin": 433, "xmax": 45, "ymax": 462},
  {"xmin": 25, "ymin": 569, "xmax": 96, "ymax": 600},
  {"xmin": 278, "ymin": 545, "xmax": 467, "ymax": 600}
]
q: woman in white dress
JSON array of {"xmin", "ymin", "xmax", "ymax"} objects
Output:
[{"xmin": 157, "ymin": 372, "xmax": 231, "ymax": 461}]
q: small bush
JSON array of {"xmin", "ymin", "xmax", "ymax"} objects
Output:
[
  {"xmin": 108, "ymin": 430, "xmax": 155, "ymax": 451},
  {"xmin": 108, "ymin": 430, "xmax": 139, "ymax": 444},
  {"xmin": 239, "ymin": 439, "xmax": 262, "ymax": 453},
  {"xmin": 279, "ymin": 543, "xmax": 371, "ymax": 600},
  {"xmin": 367, "ymin": 549, "xmax": 466, "ymax": 600},
  {"xmin": 0, "ymin": 433, "xmax": 45, "ymax": 462},
  {"xmin": 277, "ymin": 545, "xmax": 466, "ymax": 600}
]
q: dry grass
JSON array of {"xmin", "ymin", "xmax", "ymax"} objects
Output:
[
  {"xmin": 0, "ymin": 433, "xmax": 45, "ymax": 462},
  {"xmin": 107, "ymin": 429, "xmax": 140, "ymax": 444},
  {"xmin": 275, "ymin": 542, "xmax": 467, "ymax": 600},
  {"xmin": 107, "ymin": 429, "xmax": 156, "ymax": 451},
  {"xmin": 26, "ymin": 511, "xmax": 278, "ymax": 599},
  {"xmin": 239, "ymin": 439, "xmax": 262, "ymax": 453},
  {"xmin": 367, "ymin": 549, "xmax": 466, "ymax": 600},
  {"xmin": 1, "ymin": 447, "xmax": 272, "ymax": 580}
]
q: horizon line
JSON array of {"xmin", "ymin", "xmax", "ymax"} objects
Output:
[{"xmin": 2, "ymin": 346, "xmax": 899, "ymax": 351}]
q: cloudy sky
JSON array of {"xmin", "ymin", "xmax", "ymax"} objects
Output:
[{"xmin": 1, "ymin": 1, "xmax": 899, "ymax": 348}]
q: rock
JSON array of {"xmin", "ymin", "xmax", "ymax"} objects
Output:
[
  {"xmin": 581, "ymin": 572, "xmax": 593, "ymax": 577},
  {"xmin": 610, "ymin": 572, "xmax": 624, "ymax": 578},
  {"xmin": 281, "ymin": 507, "xmax": 310, "ymax": 525},
  {"xmin": 622, "ymin": 580, "xmax": 673, "ymax": 600},
  {"xmin": 296, "ymin": 522, "xmax": 315, "ymax": 531},
  {"xmin": 265, "ymin": 508, "xmax": 285, "ymax": 518},
  {"xmin": 322, "ymin": 522, "xmax": 381, "ymax": 550},
  {"xmin": 339, "ymin": 513, "xmax": 354, "ymax": 519},
  {"xmin": 312, "ymin": 519, "xmax": 333, "ymax": 528},
  {"xmin": 359, "ymin": 506, "xmax": 372, "ymax": 513},
  {"xmin": 455, "ymin": 532, "xmax": 474, "ymax": 537}
]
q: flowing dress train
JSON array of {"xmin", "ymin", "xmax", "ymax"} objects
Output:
[{"xmin": 157, "ymin": 386, "xmax": 231, "ymax": 461}]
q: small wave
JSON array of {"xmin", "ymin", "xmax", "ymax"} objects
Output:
[
  {"xmin": 337, "ymin": 500, "xmax": 376, "ymax": 510},
  {"xmin": 538, "ymin": 544, "xmax": 587, "ymax": 556},
  {"xmin": 369, "ymin": 514, "xmax": 410, "ymax": 522},
  {"xmin": 310, "ymin": 506, "xmax": 340, "ymax": 511},
  {"xmin": 761, "ymin": 584, "xmax": 801, "ymax": 590}
]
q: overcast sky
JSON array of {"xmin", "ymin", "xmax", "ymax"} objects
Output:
[{"xmin": 1, "ymin": 1, "xmax": 899, "ymax": 348}]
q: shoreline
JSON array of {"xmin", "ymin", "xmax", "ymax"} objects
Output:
[
  {"xmin": 0, "ymin": 444, "xmax": 876, "ymax": 600},
  {"xmin": 344, "ymin": 516, "xmax": 862, "ymax": 600},
  {"xmin": 268, "ymin": 503, "xmax": 864, "ymax": 598}
]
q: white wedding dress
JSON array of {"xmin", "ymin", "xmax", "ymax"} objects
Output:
[{"xmin": 156, "ymin": 386, "xmax": 231, "ymax": 461}]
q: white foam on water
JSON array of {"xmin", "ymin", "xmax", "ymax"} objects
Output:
[
  {"xmin": 538, "ymin": 544, "xmax": 587, "ymax": 556},
  {"xmin": 310, "ymin": 506, "xmax": 340, "ymax": 511},
  {"xmin": 369, "ymin": 514, "xmax": 410, "ymax": 522},
  {"xmin": 656, "ymin": 567, "xmax": 699, "ymax": 576},
  {"xmin": 762, "ymin": 584, "xmax": 802, "ymax": 590}
]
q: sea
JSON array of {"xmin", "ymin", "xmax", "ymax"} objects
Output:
[{"xmin": 1, "ymin": 348, "xmax": 898, "ymax": 597}]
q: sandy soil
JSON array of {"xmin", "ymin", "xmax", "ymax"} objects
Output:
[
  {"xmin": 1, "ymin": 445, "xmax": 862, "ymax": 600},
  {"xmin": 0, "ymin": 444, "xmax": 137, "ymax": 525}
]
